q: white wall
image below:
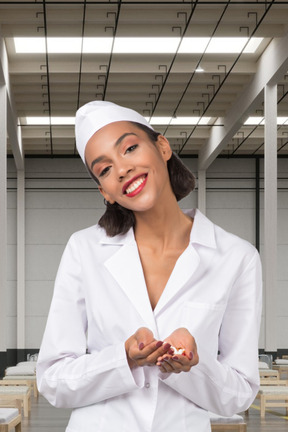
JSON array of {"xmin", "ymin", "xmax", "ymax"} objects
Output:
[
  {"xmin": 273, "ymin": 158, "xmax": 288, "ymax": 348},
  {"xmin": 6, "ymin": 156, "xmax": 288, "ymax": 351},
  {"xmin": 7, "ymin": 158, "xmax": 17, "ymax": 349}
]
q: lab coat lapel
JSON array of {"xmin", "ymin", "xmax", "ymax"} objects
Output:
[
  {"xmin": 155, "ymin": 209, "xmax": 216, "ymax": 314},
  {"xmin": 103, "ymin": 233, "xmax": 157, "ymax": 333},
  {"xmin": 102, "ymin": 210, "xmax": 216, "ymax": 325},
  {"xmin": 154, "ymin": 245, "xmax": 200, "ymax": 314}
]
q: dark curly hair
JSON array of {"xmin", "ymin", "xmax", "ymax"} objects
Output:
[{"xmin": 86, "ymin": 122, "xmax": 195, "ymax": 236}]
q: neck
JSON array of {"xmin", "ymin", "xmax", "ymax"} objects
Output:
[{"xmin": 133, "ymin": 198, "xmax": 193, "ymax": 251}]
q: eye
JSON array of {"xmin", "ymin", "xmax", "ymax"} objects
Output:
[
  {"xmin": 125, "ymin": 144, "xmax": 138, "ymax": 154},
  {"xmin": 99, "ymin": 166, "xmax": 111, "ymax": 177}
]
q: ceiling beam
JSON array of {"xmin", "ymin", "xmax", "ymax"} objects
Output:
[
  {"xmin": 8, "ymin": 58, "xmax": 258, "ymax": 75},
  {"xmin": 198, "ymin": 30, "xmax": 288, "ymax": 170},
  {"xmin": 0, "ymin": 29, "xmax": 24, "ymax": 170}
]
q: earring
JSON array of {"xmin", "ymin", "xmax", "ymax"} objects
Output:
[{"xmin": 103, "ymin": 198, "xmax": 108, "ymax": 206}]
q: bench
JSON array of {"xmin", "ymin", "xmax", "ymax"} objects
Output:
[
  {"xmin": 0, "ymin": 399, "xmax": 22, "ymax": 432},
  {"xmin": 2, "ymin": 377, "xmax": 38, "ymax": 398},
  {"xmin": 273, "ymin": 364, "xmax": 288, "ymax": 379},
  {"xmin": 0, "ymin": 386, "xmax": 31, "ymax": 417},
  {"xmin": 209, "ymin": 412, "xmax": 246, "ymax": 431},
  {"xmin": 259, "ymin": 369, "xmax": 279, "ymax": 380},
  {"xmin": 257, "ymin": 385, "xmax": 288, "ymax": 418}
]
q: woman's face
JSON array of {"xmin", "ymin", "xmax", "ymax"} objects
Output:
[{"xmin": 85, "ymin": 121, "xmax": 173, "ymax": 212}]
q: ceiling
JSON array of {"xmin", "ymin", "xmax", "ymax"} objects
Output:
[{"xmin": 1, "ymin": 0, "xmax": 288, "ymax": 166}]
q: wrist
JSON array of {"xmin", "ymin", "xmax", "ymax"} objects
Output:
[{"xmin": 125, "ymin": 339, "xmax": 136, "ymax": 369}]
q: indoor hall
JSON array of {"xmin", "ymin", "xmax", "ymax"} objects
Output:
[{"xmin": 0, "ymin": 1, "xmax": 288, "ymax": 431}]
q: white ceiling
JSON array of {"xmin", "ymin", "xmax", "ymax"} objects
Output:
[{"xmin": 1, "ymin": 0, "xmax": 288, "ymax": 162}]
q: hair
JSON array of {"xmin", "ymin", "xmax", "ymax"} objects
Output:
[{"xmin": 86, "ymin": 122, "xmax": 196, "ymax": 237}]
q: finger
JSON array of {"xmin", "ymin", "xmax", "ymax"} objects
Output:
[
  {"xmin": 158, "ymin": 363, "xmax": 169, "ymax": 374},
  {"xmin": 158, "ymin": 354, "xmax": 193, "ymax": 372},
  {"xmin": 134, "ymin": 339, "xmax": 162, "ymax": 357},
  {"xmin": 171, "ymin": 352, "xmax": 197, "ymax": 368},
  {"xmin": 135, "ymin": 327, "xmax": 155, "ymax": 350},
  {"xmin": 135, "ymin": 341, "xmax": 169, "ymax": 366},
  {"xmin": 141, "ymin": 338, "xmax": 172, "ymax": 356},
  {"xmin": 157, "ymin": 358, "xmax": 175, "ymax": 373},
  {"xmin": 157, "ymin": 342, "xmax": 172, "ymax": 355},
  {"xmin": 164, "ymin": 357, "xmax": 184, "ymax": 373},
  {"xmin": 190, "ymin": 350, "xmax": 199, "ymax": 366}
]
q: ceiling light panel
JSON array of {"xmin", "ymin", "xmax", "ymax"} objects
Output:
[
  {"xmin": 14, "ymin": 37, "xmax": 263, "ymax": 54},
  {"xmin": 25, "ymin": 117, "xmax": 75, "ymax": 125},
  {"xmin": 24, "ymin": 116, "xmax": 211, "ymax": 126},
  {"xmin": 244, "ymin": 117, "xmax": 288, "ymax": 125}
]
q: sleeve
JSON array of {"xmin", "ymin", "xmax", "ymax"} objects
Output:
[
  {"xmin": 36, "ymin": 234, "xmax": 144, "ymax": 409},
  {"xmin": 160, "ymin": 248, "xmax": 262, "ymax": 416}
]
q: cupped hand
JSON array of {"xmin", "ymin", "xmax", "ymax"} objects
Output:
[
  {"xmin": 156, "ymin": 327, "xmax": 199, "ymax": 374},
  {"xmin": 125, "ymin": 327, "xmax": 172, "ymax": 369}
]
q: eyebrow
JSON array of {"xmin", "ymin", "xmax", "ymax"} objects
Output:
[{"xmin": 90, "ymin": 132, "xmax": 138, "ymax": 171}]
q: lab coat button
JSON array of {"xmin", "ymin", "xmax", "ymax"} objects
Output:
[{"xmin": 145, "ymin": 382, "xmax": 150, "ymax": 388}]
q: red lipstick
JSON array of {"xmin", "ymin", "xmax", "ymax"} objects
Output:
[{"xmin": 122, "ymin": 174, "xmax": 148, "ymax": 197}]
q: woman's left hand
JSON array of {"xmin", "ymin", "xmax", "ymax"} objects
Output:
[{"xmin": 156, "ymin": 327, "xmax": 199, "ymax": 374}]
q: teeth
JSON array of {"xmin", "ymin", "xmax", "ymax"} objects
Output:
[{"xmin": 126, "ymin": 176, "xmax": 146, "ymax": 194}]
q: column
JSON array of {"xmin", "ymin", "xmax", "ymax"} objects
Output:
[
  {"xmin": 264, "ymin": 83, "xmax": 278, "ymax": 352},
  {"xmin": 0, "ymin": 84, "xmax": 7, "ymax": 367},
  {"xmin": 17, "ymin": 168, "xmax": 25, "ymax": 349},
  {"xmin": 197, "ymin": 169, "xmax": 206, "ymax": 215}
]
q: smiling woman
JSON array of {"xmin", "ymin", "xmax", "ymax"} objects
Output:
[
  {"xmin": 81, "ymin": 106, "xmax": 195, "ymax": 236},
  {"xmin": 36, "ymin": 100, "xmax": 262, "ymax": 432}
]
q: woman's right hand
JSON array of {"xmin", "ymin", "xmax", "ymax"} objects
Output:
[{"xmin": 125, "ymin": 327, "xmax": 172, "ymax": 369}]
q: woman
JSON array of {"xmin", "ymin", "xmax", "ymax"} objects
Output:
[{"xmin": 37, "ymin": 101, "xmax": 262, "ymax": 432}]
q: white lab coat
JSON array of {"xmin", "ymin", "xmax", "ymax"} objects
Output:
[{"xmin": 37, "ymin": 209, "xmax": 262, "ymax": 432}]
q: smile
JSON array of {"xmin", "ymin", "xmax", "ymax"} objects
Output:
[{"xmin": 123, "ymin": 174, "xmax": 147, "ymax": 197}]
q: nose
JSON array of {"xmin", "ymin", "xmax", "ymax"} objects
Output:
[{"xmin": 117, "ymin": 162, "xmax": 134, "ymax": 182}]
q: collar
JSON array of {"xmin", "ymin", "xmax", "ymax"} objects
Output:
[
  {"xmin": 99, "ymin": 208, "xmax": 217, "ymax": 249},
  {"xmin": 185, "ymin": 209, "xmax": 217, "ymax": 249},
  {"xmin": 99, "ymin": 224, "xmax": 135, "ymax": 245}
]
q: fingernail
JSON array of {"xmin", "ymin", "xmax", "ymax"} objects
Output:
[
  {"xmin": 156, "ymin": 341, "xmax": 163, "ymax": 348},
  {"xmin": 163, "ymin": 343, "xmax": 171, "ymax": 350},
  {"xmin": 172, "ymin": 356, "xmax": 179, "ymax": 360},
  {"xmin": 189, "ymin": 352, "xmax": 193, "ymax": 360},
  {"xmin": 139, "ymin": 342, "xmax": 144, "ymax": 350}
]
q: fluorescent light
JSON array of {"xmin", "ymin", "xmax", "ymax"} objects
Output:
[
  {"xmin": 113, "ymin": 38, "xmax": 179, "ymax": 54},
  {"xmin": 207, "ymin": 38, "xmax": 247, "ymax": 54},
  {"xmin": 277, "ymin": 117, "xmax": 288, "ymax": 125},
  {"xmin": 14, "ymin": 36, "xmax": 263, "ymax": 54},
  {"xmin": 179, "ymin": 37, "xmax": 263, "ymax": 54},
  {"xmin": 24, "ymin": 115, "xmax": 287, "ymax": 127},
  {"xmin": 14, "ymin": 37, "xmax": 178, "ymax": 54},
  {"xmin": 244, "ymin": 117, "xmax": 288, "ymax": 125},
  {"xmin": 179, "ymin": 38, "xmax": 209, "ymax": 54},
  {"xmin": 15, "ymin": 38, "xmax": 45, "ymax": 53},
  {"xmin": 171, "ymin": 117, "xmax": 211, "ymax": 125},
  {"xmin": 195, "ymin": 66, "xmax": 204, "ymax": 73},
  {"xmin": 48, "ymin": 38, "xmax": 82, "ymax": 54},
  {"xmin": 244, "ymin": 117, "xmax": 264, "ymax": 125},
  {"xmin": 148, "ymin": 117, "xmax": 172, "ymax": 125},
  {"xmin": 148, "ymin": 117, "xmax": 211, "ymax": 125},
  {"xmin": 83, "ymin": 38, "xmax": 113, "ymax": 53},
  {"xmin": 243, "ymin": 38, "xmax": 263, "ymax": 53},
  {"xmin": 49, "ymin": 38, "xmax": 114, "ymax": 53},
  {"xmin": 14, "ymin": 37, "xmax": 111, "ymax": 54},
  {"xmin": 24, "ymin": 116, "xmax": 210, "ymax": 126},
  {"xmin": 25, "ymin": 117, "xmax": 75, "ymax": 125}
]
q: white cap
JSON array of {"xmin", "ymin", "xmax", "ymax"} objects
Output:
[{"xmin": 75, "ymin": 100, "xmax": 154, "ymax": 162}]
